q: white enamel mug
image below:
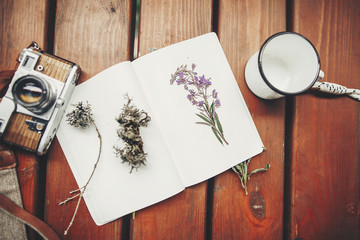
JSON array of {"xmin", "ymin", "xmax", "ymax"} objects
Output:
[{"xmin": 245, "ymin": 32, "xmax": 324, "ymax": 100}]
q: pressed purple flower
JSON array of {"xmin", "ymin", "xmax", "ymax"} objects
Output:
[
  {"xmin": 177, "ymin": 77, "xmax": 187, "ymax": 85},
  {"xmin": 170, "ymin": 75, "xmax": 176, "ymax": 85},
  {"xmin": 199, "ymin": 75, "xmax": 206, "ymax": 85},
  {"xmin": 212, "ymin": 89, "xmax": 218, "ymax": 99},
  {"xmin": 198, "ymin": 75, "xmax": 212, "ymax": 87},
  {"xmin": 189, "ymin": 89, "xmax": 196, "ymax": 96},
  {"xmin": 170, "ymin": 63, "xmax": 228, "ymax": 145},
  {"xmin": 194, "ymin": 76, "xmax": 199, "ymax": 84},
  {"xmin": 215, "ymin": 99, "xmax": 221, "ymax": 107}
]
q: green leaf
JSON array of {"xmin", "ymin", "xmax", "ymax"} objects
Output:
[
  {"xmin": 210, "ymin": 102, "xmax": 215, "ymax": 116},
  {"xmin": 242, "ymin": 162, "xmax": 247, "ymax": 184},
  {"xmin": 211, "ymin": 127, "xmax": 223, "ymax": 145},
  {"xmin": 248, "ymin": 164, "xmax": 271, "ymax": 177},
  {"xmin": 195, "ymin": 121, "xmax": 212, "ymax": 127},
  {"xmin": 233, "ymin": 165, "xmax": 241, "ymax": 173},
  {"xmin": 195, "ymin": 113, "xmax": 212, "ymax": 125},
  {"xmin": 232, "ymin": 165, "xmax": 248, "ymax": 195},
  {"xmin": 204, "ymin": 102, "xmax": 211, "ymax": 114},
  {"xmin": 215, "ymin": 112, "xmax": 223, "ymax": 134}
]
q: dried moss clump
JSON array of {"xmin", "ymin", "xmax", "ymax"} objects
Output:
[{"xmin": 114, "ymin": 94, "xmax": 151, "ymax": 173}]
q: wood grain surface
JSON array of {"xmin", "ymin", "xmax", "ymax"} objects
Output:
[
  {"xmin": 44, "ymin": 0, "xmax": 133, "ymax": 238},
  {"xmin": 288, "ymin": 0, "xmax": 360, "ymax": 239},
  {"xmin": 130, "ymin": 0, "xmax": 212, "ymax": 239},
  {"xmin": 0, "ymin": 0, "xmax": 358, "ymax": 239},
  {"xmin": 212, "ymin": 0, "xmax": 286, "ymax": 239}
]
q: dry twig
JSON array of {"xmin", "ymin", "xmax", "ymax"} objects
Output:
[{"xmin": 59, "ymin": 102, "xmax": 102, "ymax": 235}]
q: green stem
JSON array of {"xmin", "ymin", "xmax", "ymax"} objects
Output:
[
  {"xmin": 202, "ymin": 104, "xmax": 228, "ymax": 145},
  {"xmin": 232, "ymin": 158, "xmax": 270, "ymax": 195}
]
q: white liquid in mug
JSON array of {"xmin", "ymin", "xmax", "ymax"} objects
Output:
[{"xmin": 261, "ymin": 55, "xmax": 291, "ymax": 91}]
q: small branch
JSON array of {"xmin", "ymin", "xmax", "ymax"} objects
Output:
[
  {"xmin": 59, "ymin": 193, "xmax": 81, "ymax": 206},
  {"xmin": 81, "ymin": 121, "xmax": 102, "ymax": 189},
  {"xmin": 60, "ymin": 102, "xmax": 103, "ymax": 235},
  {"xmin": 62, "ymin": 120, "xmax": 102, "ymax": 235},
  {"xmin": 64, "ymin": 194, "xmax": 83, "ymax": 235},
  {"xmin": 69, "ymin": 187, "xmax": 84, "ymax": 194}
]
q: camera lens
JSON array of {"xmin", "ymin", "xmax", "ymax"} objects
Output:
[
  {"xmin": 19, "ymin": 82, "xmax": 43, "ymax": 103},
  {"xmin": 13, "ymin": 75, "xmax": 56, "ymax": 114}
]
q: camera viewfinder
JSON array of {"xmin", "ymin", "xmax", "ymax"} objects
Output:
[{"xmin": 23, "ymin": 56, "xmax": 36, "ymax": 69}]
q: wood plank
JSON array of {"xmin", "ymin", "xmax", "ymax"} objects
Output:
[
  {"xmin": 0, "ymin": 0, "xmax": 49, "ymax": 69},
  {"xmin": 289, "ymin": 0, "xmax": 360, "ymax": 239},
  {"xmin": 0, "ymin": 1, "xmax": 49, "ymax": 239},
  {"xmin": 212, "ymin": 0, "xmax": 286, "ymax": 239},
  {"xmin": 136, "ymin": 0, "xmax": 212, "ymax": 57},
  {"xmin": 44, "ymin": 0, "xmax": 133, "ymax": 238},
  {"xmin": 130, "ymin": 0, "xmax": 212, "ymax": 239}
]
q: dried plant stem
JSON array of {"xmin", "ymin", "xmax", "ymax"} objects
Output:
[
  {"xmin": 70, "ymin": 187, "xmax": 84, "ymax": 194},
  {"xmin": 64, "ymin": 194, "xmax": 83, "ymax": 235},
  {"xmin": 59, "ymin": 193, "xmax": 81, "ymax": 205},
  {"xmin": 60, "ymin": 121, "xmax": 102, "ymax": 235}
]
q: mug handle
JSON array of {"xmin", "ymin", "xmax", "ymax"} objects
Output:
[{"xmin": 312, "ymin": 70, "xmax": 360, "ymax": 102}]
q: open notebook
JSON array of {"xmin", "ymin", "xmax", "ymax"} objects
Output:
[{"xmin": 57, "ymin": 32, "xmax": 264, "ymax": 225}]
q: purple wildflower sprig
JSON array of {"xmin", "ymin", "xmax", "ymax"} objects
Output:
[{"xmin": 170, "ymin": 64, "xmax": 228, "ymax": 145}]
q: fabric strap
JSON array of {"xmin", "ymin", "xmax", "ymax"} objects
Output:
[
  {"xmin": 0, "ymin": 148, "xmax": 27, "ymax": 240},
  {"xmin": 0, "ymin": 193, "xmax": 60, "ymax": 240}
]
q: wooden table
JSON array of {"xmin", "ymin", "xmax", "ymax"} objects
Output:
[{"xmin": 1, "ymin": 0, "xmax": 359, "ymax": 239}]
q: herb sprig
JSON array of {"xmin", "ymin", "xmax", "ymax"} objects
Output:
[
  {"xmin": 232, "ymin": 158, "xmax": 270, "ymax": 195},
  {"xmin": 170, "ymin": 64, "xmax": 228, "ymax": 145}
]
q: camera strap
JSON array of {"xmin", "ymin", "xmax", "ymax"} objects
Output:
[
  {"xmin": 0, "ymin": 146, "xmax": 27, "ymax": 240},
  {"xmin": 0, "ymin": 70, "xmax": 60, "ymax": 240}
]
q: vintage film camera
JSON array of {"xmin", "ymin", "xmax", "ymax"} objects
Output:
[{"xmin": 0, "ymin": 42, "xmax": 80, "ymax": 155}]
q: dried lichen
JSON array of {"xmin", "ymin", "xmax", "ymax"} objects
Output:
[
  {"xmin": 114, "ymin": 94, "xmax": 151, "ymax": 173},
  {"xmin": 66, "ymin": 101, "xmax": 94, "ymax": 128}
]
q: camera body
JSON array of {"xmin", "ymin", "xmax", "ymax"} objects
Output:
[{"xmin": 0, "ymin": 43, "xmax": 80, "ymax": 155}]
